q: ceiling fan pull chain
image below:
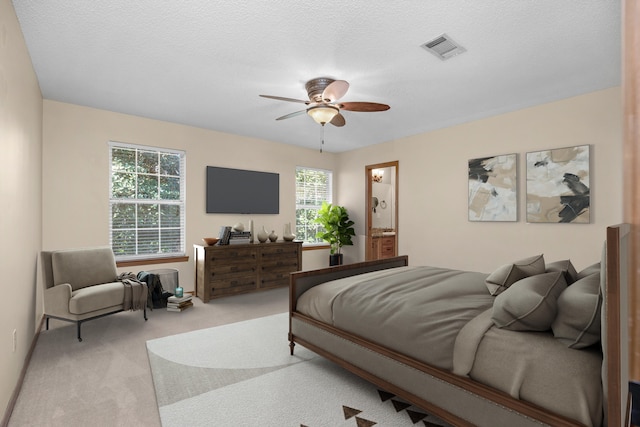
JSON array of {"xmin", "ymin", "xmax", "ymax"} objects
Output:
[{"xmin": 320, "ymin": 124, "xmax": 325, "ymax": 153}]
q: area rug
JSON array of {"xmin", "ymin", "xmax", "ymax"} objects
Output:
[{"xmin": 146, "ymin": 313, "xmax": 451, "ymax": 427}]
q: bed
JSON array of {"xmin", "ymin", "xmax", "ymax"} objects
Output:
[{"xmin": 288, "ymin": 224, "xmax": 630, "ymax": 427}]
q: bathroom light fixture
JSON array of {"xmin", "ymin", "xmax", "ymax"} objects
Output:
[{"xmin": 372, "ymin": 169, "xmax": 384, "ymax": 182}]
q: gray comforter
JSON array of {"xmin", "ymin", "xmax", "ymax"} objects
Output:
[
  {"xmin": 296, "ymin": 265, "xmax": 603, "ymax": 427},
  {"xmin": 297, "ymin": 265, "xmax": 494, "ymax": 370}
]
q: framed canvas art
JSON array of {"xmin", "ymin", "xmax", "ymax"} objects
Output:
[
  {"xmin": 526, "ymin": 144, "xmax": 590, "ymax": 223},
  {"xmin": 468, "ymin": 153, "xmax": 517, "ymax": 222}
]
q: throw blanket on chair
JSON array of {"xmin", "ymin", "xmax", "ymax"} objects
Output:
[{"xmin": 117, "ymin": 272, "xmax": 148, "ymax": 311}]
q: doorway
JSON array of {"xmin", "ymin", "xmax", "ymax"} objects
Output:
[{"xmin": 365, "ymin": 161, "xmax": 399, "ymax": 261}]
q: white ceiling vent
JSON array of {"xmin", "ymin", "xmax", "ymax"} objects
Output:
[{"xmin": 421, "ymin": 34, "xmax": 466, "ymax": 60}]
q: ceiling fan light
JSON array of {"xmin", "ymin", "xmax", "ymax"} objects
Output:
[{"xmin": 307, "ymin": 105, "xmax": 339, "ymax": 125}]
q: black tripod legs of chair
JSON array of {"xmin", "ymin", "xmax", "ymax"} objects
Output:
[
  {"xmin": 44, "ymin": 315, "xmax": 82, "ymax": 341},
  {"xmin": 44, "ymin": 308, "xmax": 146, "ymax": 342}
]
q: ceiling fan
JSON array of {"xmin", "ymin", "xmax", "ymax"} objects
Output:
[{"xmin": 259, "ymin": 77, "xmax": 390, "ymax": 127}]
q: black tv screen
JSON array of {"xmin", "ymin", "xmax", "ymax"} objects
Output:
[{"xmin": 206, "ymin": 166, "xmax": 279, "ymax": 214}]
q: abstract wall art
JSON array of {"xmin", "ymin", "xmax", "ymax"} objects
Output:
[
  {"xmin": 468, "ymin": 153, "xmax": 517, "ymax": 222},
  {"xmin": 526, "ymin": 145, "xmax": 590, "ymax": 223}
]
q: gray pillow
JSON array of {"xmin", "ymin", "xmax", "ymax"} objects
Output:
[
  {"xmin": 492, "ymin": 271, "xmax": 567, "ymax": 331},
  {"xmin": 551, "ymin": 271, "xmax": 602, "ymax": 348},
  {"xmin": 576, "ymin": 262, "xmax": 601, "ymax": 280},
  {"xmin": 546, "ymin": 260, "xmax": 578, "ymax": 285},
  {"xmin": 485, "ymin": 254, "xmax": 545, "ymax": 296}
]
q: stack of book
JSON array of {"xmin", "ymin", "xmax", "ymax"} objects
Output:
[
  {"xmin": 167, "ymin": 294, "xmax": 193, "ymax": 312},
  {"xmin": 217, "ymin": 226, "xmax": 252, "ymax": 245},
  {"xmin": 228, "ymin": 231, "xmax": 251, "ymax": 245},
  {"xmin": 217, "ymin": 226, "xmax": 232, "ymax": 245}
]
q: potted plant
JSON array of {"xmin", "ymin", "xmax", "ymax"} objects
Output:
[{"xmin": 314, "ymin": 202, "xmax": 356, "ymax": 266}]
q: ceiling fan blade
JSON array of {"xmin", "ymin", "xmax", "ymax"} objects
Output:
[
  {"xmin": 322, "ymin": 80, "xmax": 349, "ymax": 102},
  {"xmin": 260, "ymin": 94, "xmax": 310, "ymax": 104},
  {"xmin": 330, "ymin": 113, "xmax": 346, "ymax": 127},
  {"xmin": 275, "ymin": 110, "xmax": 308, "ymax": 121},
  {"xmin": 339, "ymin": 102, "xmax": 390, "ymax": 112}
]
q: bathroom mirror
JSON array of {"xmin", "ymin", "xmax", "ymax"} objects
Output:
[{"xmin": 365, "ymin": 161, "xmax": 399, "ymax": 261}]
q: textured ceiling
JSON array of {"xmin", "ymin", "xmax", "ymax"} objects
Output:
[{"xmin": 12, "ymin": 1, "xmax": 621, "ymax": 153}]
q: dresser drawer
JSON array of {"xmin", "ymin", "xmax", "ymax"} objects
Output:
[
  {"xmin": 207, "ymin": 247, "xmax": 257, "ymax": 263},
  {"xmin": 210, "ymin": 264, "xmax": 257, "ymax": 277},
  {"xmin": 211, "ymin": 275, "xmax": 257, "ymax": 291},
  {"xmin": 260, "ymin": 246, "xmax": 299, "ymax": 259},
  {"xmin": 260, "ymin": 273, "xmax": 290, "ymax": 289},
  {"xmin": 260, "ymin": 256, "xmax": 299, "ymax": 270}
]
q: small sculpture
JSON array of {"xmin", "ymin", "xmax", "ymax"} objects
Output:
[
  {"xmin": 257, "ymin": 226, "xmax": 268, "ymax": 243},
  {"xmin": 283, "ymin": 223, "xmax": 296, "ymax": 241}
]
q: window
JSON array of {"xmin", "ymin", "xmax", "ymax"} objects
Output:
[
  {"xmin": 109, "ymin": 142, "xmax": 186, "ymax": 261},
  {"xmin": 295, "ymin": 167, "xmax": 332, "ymax": 245}
]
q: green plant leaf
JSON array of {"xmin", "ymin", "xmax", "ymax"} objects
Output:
[{"xmin": 313, "ymin": 202, "xmax": 356, "ymax": 255}]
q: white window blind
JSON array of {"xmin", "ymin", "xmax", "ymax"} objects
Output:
[
  {"xmin": 109, "ymin": 142, "xmax": 186, "ymax": 261},
  {"xmin": 295, "ymin": 167, "xmax": 332, "ymax": 244}
]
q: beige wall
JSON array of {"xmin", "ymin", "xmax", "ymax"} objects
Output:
[
  {"xmin": 42, "ymin": 100, "xmax": 336, "ymax": 287},
  {"xmin": 339, "ymin": 87, "xmax": 622, "ymax": 272},
  {"xmin": 42, "ymin": 87, "xmax": 623, "ymax": 292},
  {"xmin": 0, "ymin": 0, "xmax": 43, "ymax": 420}
]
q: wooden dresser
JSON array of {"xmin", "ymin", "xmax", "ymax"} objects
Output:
[{"xmin": 194, "ymin": 241, "xmax": 302, "ymax": 302}]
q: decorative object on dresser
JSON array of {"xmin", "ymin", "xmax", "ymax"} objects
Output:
[
  {"xmin": 202, "ymin": 237, "xmax": 219, "ymax": 246},
  {"xmin": 283, "ymin": 222, "xmax": 296, "ymax": 241},
  {"xmin": 257, "ymin": 226, "xmax": 269, "ymax": 243},
  {"xmin": 217, "ymin": 225, "xmax": 233, "ymax": 245},
  {"xmin": 268, "ymin": 230, "xmax": 278, "ymax": 242},
  {"xmin": 194, "ymin": 241, "xmax": 302, "ymax": 302},
  {"xmin": 228, "ymin": 230, "xmax": 251, "ymax": 245}
]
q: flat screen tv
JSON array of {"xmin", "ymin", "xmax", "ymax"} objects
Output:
[{"xmin": 206, "ymin": 166, "xmax": 279, "ymax": 214}]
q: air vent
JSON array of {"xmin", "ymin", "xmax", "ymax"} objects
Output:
[{"xmin": 421, "ymin": 33, "xmax": 466, "ymax": 60}]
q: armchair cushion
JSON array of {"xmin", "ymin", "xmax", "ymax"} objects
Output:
[
  {"xmin": 51, "ymin": 247, "xmax": 117, "ymax": 290},
  {"xmin": 69, "ymin": 282, "xmax": 125, "ymax": 315}
]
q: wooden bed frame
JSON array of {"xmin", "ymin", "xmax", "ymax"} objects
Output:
[{"xmin": 289, "ymin": 224, "xmax": 629, "ymax": 427}]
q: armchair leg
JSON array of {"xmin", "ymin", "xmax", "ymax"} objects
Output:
[
  {"xmin": 46, "ymin": 316, "xmax": 50, "ymax": 331},
  {"xmin": 143, "ymin": 306, "xmax": 147, "ymax": 321},
  {"xmin": 77, "ymin": 322, "xmax": 83, "ymax": 342}
]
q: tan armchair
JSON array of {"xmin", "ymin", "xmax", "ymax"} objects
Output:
[{"xmin": 41, "ymin": 246, "xmax": 147, "ymax": 341}]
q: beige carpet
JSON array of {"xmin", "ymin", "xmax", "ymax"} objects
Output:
[{"xmin": 8, "ymin": 288, "xmax": 289, "ymax": 427}]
